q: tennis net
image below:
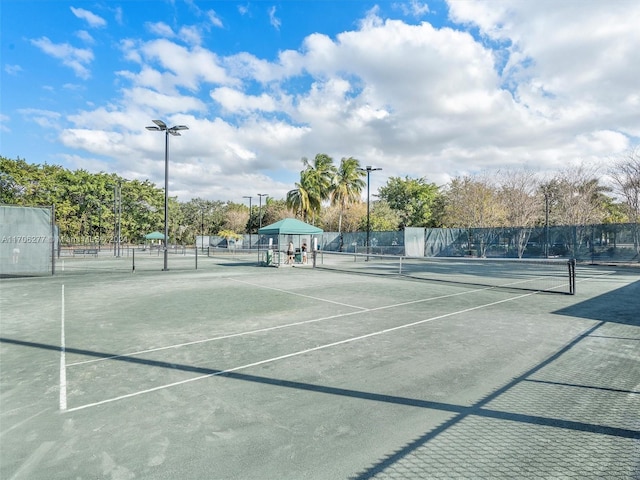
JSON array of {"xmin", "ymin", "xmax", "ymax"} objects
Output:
[{"xmin": 315, "ymin": 251, "xmax": 576, "ymax": 294}]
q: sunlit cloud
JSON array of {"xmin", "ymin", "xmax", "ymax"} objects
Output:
[
  {"xmin": 4, "ymin": 64, "xmax": 23, "ymax": 75},
  {"xmin": 268, "ymin": 6, "xmax": 281, "ymax": 30},
  {"xmin": 70, "ymin": 7, "xmax": 107, "ymax": 28},
  {"xmin": 30, "ymin": 37, "xmax": 93, "ymax": 79}
]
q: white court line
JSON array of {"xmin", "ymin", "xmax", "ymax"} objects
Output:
[
  {"xmin": 59, "ymin": 285, "xmax": 67, "ymax": 411},
  {"xmin": 64, "ymin": 290, "xmax": 535, "ymax": 413},
  {"xmin": 228, "ymin": 277, "xmax": 369, "ymax": 309},
  {"xmin": 67, "ymin": 282, "xmax": 492, "ymax": 367},
  {"xmin": 0, "ymin": 408, "xmax": 51, "ymax": 438}
]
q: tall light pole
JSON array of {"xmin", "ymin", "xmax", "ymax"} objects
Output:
[
  {"xmin": 146, "ymin": 119, "xmax": 188, "ymax": 271},
  {"xmin": 257, "ymin": 193, "xmax": 268, "ymax": 230},
  {"xmin": 243, "ymin": 195, "xmax": 253, "ymax": 249},
  {"xmin": 257, "ymin": 194, "xmax": 268, "ymax": 256},
  {"xmin": 97, "ymin": 202, "xmax": 102, "ymax": 252},
  {"xmin": 201, "ymin": 207, "xmax": 205, "ymax": 252},
  {"xmin": 113, "ymin": 183, "xmax": 120, "ymax": 257},
  {"xmin": 359, "ymin": 166, "xmax": 382, "ymax": 256},
  {"xmin": 117, "ymin": 180, "xmax": 122, "ymax": 258}
]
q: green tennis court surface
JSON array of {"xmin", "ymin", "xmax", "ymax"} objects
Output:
[{"xmin": 1, "ymin": 256, "xmax": 639, "ymax": 479}]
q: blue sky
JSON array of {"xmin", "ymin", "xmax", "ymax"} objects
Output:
[{"xmin": 2, "ymin": 0, "xmax": 639, "ymax": 202}]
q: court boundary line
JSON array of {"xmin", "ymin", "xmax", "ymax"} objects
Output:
[
  {"xmin": 67, "ymin": 281, "xmax": 494, "ymax": 367},
  {"xmin": 64, "ymin": 290, "xmax": 536, "ymax": 413}
]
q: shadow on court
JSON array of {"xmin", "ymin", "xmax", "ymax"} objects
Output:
[
  {"xmin": 2, "ymin": 267, "xmax": 639, "ymax": 479},
  {"xmin": 554, "ymin": 279, "xmax": 640, "ymax": 326},
  {"xmin": 349, "ymin": 277, "xmax": 640, "ymax": 479},
  {"xmin": 2, "ymin": 281, "xmax": 639, "ymax": 480}
]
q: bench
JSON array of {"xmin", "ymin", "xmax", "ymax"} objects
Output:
[{"xmin": 72, "ymin": 249, "xmax": 99, "ymax": 256}]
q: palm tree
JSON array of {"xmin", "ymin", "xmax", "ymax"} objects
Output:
[
  {"xmin": 288, "ymin": 154, "xmax": 336, "ymax": 223},
  {"xmin": 286, "ymin": 182, "xmax": 311, "ymax": 221},
  {"xmin": 331, "ymin": 157, "xmax": 366, "ymax": 240},
  {"xmin": 304, "ymin": 154, "xmax": 336, "ymax": 219}
]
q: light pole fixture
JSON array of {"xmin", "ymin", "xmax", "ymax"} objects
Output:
[
  {"xmin": 243, "ymin": 195, "xmax": 253, "ymax": 250},
  {"xmin": 146, "ymin": 119, "xmax": 188, "ymax": 271},
  {"xmin": 257, "ymin": 193, "xmax": 268, "ymax": 229},
  {"xmin": 358, "ymin": 166, "xmax": 382, "ymax": 256}
]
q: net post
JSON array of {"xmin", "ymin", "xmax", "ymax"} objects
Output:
[
  {"xmin": 399, "ymin": 256, "xmax": 403, "ymax": 275},
  {"xmin": 568, "ymin": 258, "xmax": 576, "ymax": 294}
]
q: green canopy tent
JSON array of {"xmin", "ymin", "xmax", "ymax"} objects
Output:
[
  {"xmin": 144, "ymin": 231, "xmax": 165, "ymax": 250},
  {"xmin": 258, "ymin": 218, "xmax": 323, "ymax": 266},
  {"xmin": 144, "ymin": 231, "xmax": 165, "ymax": 240}
]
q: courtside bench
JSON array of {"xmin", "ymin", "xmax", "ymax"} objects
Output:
[{"xmin": 72, "ymin": 248, "xmax": 99, "ymax": 257}]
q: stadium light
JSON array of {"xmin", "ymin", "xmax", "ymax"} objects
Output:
[
  {"xmin": 146, "ymin": 120, "xmax": 188, "ymax": 271},
  {"xmin": 358, "ymin": 166, "xmax": 382, "ymax": 257}
]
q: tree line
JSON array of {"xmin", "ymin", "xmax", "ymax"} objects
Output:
[{"xmin": 2, "ymin": 150, "xmax": 639, "ymax": 246}]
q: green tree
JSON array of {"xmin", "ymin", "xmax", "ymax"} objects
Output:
[
  {"xmin": 378, "ymin": 176, "xmax": 442, "ymax": 228},
  {"xmin": 1, "ymin": 156, "xmax": 32, "ymax": 203},
  {"xmin": 365, "ymin": 200, "xmax": 402, "ymax": 231},
  {"xmin": 179, "ymin": 199, "xmax": 227, "ymax": 244},
  {"xmin": 122, "ymin": 179, "xmax": 165, "ymax": 243}
]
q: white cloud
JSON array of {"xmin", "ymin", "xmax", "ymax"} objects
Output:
[
  {"xmin": 4, "ymin": 64, "xmax": 22, "ymax": 75},
  {"xmin": 58, "ymin": 153, "xmax": 113, "ymax": 172},
  {"xmin": 18, "ymin": 108, "xmax": 62, "ymax": 129},
  {"xmin": 146, "ymin": 22, "xmax": 175, "ymax": 38},
  {"xmin": 575, "ymin": 130, "xmax": 630, "ymax": 154},
  {"xmin": 30, "ymin": 37, "xmax": 93, "ymax": 79},
  {"xmin": 268, "ymin": 6, "xmax": 281, "ymax": 30},
  {"xmin": 75, "ymin": 30, "xmax": 94, "ymax": 44},
  {"xmin": 0, "ymin": 113, "xmax": 10, "ymax": 132},
  {"xmin": 70, "ymin": 7, "xmax": 107, "ymax": 28},
  {"xmin": 39, "ymin": 3, "xmax": 639, "ymax": 202},
  {"xmin": 60, "ymin": 129, "xmax": 130, "ymax": 156},
  {"xmin": 394, "ymin": 0, "xmax": 430, "ymax": 17},
  {"xmin": 210, "ymin": 87, "xmax": 277, "ymax": 113},
  {"xmin": 207, "ymin": 10, "xmax": 224, "ymax": 28},
  {"xmin": 113, "ymin": 6, "xmax": 123, "ymax": 25},
  {"xmin": 179, "ymin": 26, "xmax": 202, "ymax": 46}
]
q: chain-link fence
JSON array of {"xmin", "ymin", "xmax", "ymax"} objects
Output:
[{"xmin": 171, "ymin": 223, "xmax": 640, "ymax": 263}]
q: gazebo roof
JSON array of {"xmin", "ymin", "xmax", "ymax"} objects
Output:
[
  {"xmin": 144, "ymin": 231, "xmax": 165, "ymax": 240},
  {"xmin": 258, "ymin": 218, "xmax": 323, "ymax": 235}
]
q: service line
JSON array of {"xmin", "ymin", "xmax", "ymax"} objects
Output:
[
  {"xmin": 67, "ymin": 281, "xmax": 491, "ymax": 367},
  {"xmin": 64, "ymin": 290, "xmax": 534, "ymax": 413}
]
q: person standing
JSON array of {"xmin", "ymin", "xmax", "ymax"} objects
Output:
[
  {"xmin": 287, "ymin": 241, "xmax": 295, "ymax": 264},
  {"xmin": 301, "ymin": 242, "xmax": 307, "ymax": 264}
]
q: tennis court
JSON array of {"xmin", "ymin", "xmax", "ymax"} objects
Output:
[{"xmin": 1, "ymin": 254, "xmax": 639, "ymax": 479}]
